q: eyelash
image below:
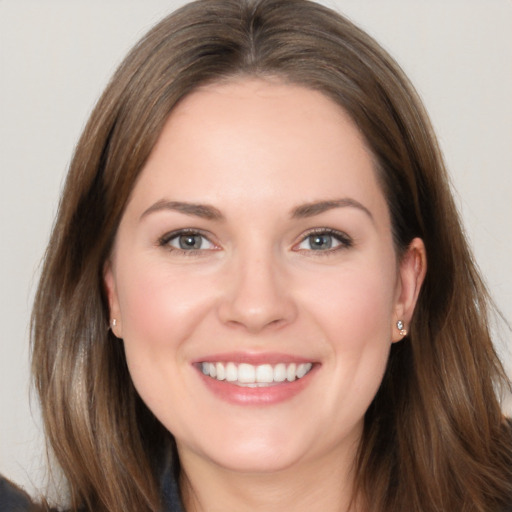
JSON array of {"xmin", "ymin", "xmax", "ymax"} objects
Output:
[
  {"xmin": 157, "ymin": 228, "xmax": 217, "ymax": 256},
  {"xmin": 157, "ymin": 227, "xmax": 353, "ymax": 256},
  {"xmin": 293, "ymin": 228, "xmax": 353, "ymax": 255}
]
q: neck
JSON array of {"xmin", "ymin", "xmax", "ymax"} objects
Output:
[{"xmin": 178, "ymin": 443, "xmax": 361, "ymax": 512}]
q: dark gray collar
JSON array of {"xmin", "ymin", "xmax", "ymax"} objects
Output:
[{"xmin": 160, "ymin": 460, "xmax": 184, "ymax": 512}]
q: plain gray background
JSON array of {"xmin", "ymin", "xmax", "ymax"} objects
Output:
[{"xmin": 1, "ymin": 0, "xmax": 511, "ymax": 495}]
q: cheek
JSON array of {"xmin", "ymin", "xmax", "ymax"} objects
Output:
[
  {"xmin": 302, "ymin": 254, "xmax": 397, "ymax": 388},
  {"xmin": 115, "ymin": 259, "xmax": 216, "ymax": 360},
  {"xmin": 302, "ymin": 261, "xmax": 397, "ymax": 346},
  {"xmin": 113, "ymin": 260, "xmax": 212, "ymax": 421},
  {"xmin": 302, "ymin": 266, "xmax": 396, "ymax": 415},
  {"xmin": 119, "ymin": 261, "xmax": 204, "ymax": 334}
]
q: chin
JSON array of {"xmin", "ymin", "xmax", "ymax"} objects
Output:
[
  {"xmin": 178, "ymin": 419, "xmax": 342, "ymax": 476},
  {"xmin": 204, "ymin": 443, "xmax": 305, "ymax": 474}
]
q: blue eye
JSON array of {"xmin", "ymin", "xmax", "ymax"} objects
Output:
[
  {"xmin": 305, "ymin": 234, "xmax": 336, "ymax": 250},
  {"xmin": 174, "ymin": 234, "xmax": 206, "ymax": 250},
  {"xmin": 159, "ymin": 230, "xmax": 216, "ymax": 252},
  {"xmin": 296, "ymin": 229, "xmax": 352, "ymax": 252}
]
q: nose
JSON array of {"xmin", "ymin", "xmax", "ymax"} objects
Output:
[{"xmin": 217, "ymin": 252, "xmax": 298, "ymax": 333}]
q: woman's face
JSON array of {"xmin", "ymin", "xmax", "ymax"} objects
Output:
[{"xmin": 105, "ymin": 79, "xmax": 424, "ymax": 475}]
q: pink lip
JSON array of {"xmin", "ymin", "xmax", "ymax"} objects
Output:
[
  {"xmin": 193, "ymin": 352, "xmax": 318, "ymax": 406},
  {"xmin": 192, "ymin": 351, "xmax": 313, "ymax": 365}
]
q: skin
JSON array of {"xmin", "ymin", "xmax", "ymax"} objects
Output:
[{"xmin": 104, "ymin": 79, "xmax": 426, "ymax": 512}]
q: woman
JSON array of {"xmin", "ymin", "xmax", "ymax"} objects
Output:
[{"xmin": 2, "ymin": 0, "xmax": 511, "ymax": 510}]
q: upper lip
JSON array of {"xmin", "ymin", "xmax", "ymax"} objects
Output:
[{"xmin": 192, "ymin": 351, "xmax": 316, "ymax": 366}]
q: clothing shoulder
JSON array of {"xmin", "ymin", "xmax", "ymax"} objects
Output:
[{"xmin": 0, "ymin": 476, "xmax": 35, "ymax": 512}]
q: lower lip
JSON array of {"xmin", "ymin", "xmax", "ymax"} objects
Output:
[{"xmin": 196, "ymin": 366, "xmax": 317, "ymax": 405}]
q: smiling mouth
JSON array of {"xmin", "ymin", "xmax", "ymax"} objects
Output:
[{"xmin": 200, "ymin": 361, "xmax": 313, "ymax": 387}]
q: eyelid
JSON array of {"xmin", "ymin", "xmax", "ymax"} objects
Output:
[
  {"xmin": 157, "ymin": 228, "xmax": 219, "ymax": 253},
  {"xmin": 293, "ymin": 227, "xmax": 353, "ymax": 253},
  {"xmin": 156, "ymin": 227, "xmax": 352, "ymax": 255}
]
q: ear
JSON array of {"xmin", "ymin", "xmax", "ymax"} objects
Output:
[
  {"xmin": 103, "ymin": 260, "xmax": 123, "ymax": 338},
  {"xmin": 392, "ymin": 237, "xmax": 427, "ymax": 342}
]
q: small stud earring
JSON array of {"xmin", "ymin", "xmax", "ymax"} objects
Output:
[
  {"xmin": 111, "ymin": 318, "xmax": 117, "ymax": 329},
  {"xmin": 397, "ymin": 320, "xmax": 407, "ymax": 336}
]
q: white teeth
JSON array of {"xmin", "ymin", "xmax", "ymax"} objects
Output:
[
  {"xmin": 226, "ymin": 362, "xmax": 237, "ymax": 382},
  {"xmin": 297, "ymin": 363, "xmax": 310, "ymax": 379},
  {"xmin": 256, "ymin": 364, "xmax": 274, "ymax": 383},
  {"xmin": 200, "ymin": 361, "xmax": 313, "ymax": 385},
  {"xmin": 286, "ymin": 363, "xmax": 297, "ymax": 382},
  {"xmin": 238, "ymin": 363, "xmax": 256, "ymax": 383},
  {"xmin": 274, "ymin": 363, "xmax": 287, "ymax": 382},
  {"xmin": 215, "ymin": 362, "xmax": 225, "ymax": 380}
]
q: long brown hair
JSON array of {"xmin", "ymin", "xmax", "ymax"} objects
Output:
[{"xmin": 31, "ymin": 1, "xmax": 512, "ymax": 511}]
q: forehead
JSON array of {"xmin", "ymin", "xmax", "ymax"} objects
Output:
[
  {"xmin": 163, "ymin": 79, "xmax": 372, "ymax": 169},
  {"xmin": 127, "ymin": 78, "xmax": 389, "ymax": 224}
]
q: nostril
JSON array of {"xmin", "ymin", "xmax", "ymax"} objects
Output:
[{"xmin": 218, "ymin": 301, "xmax": 296, "ymax": 333}]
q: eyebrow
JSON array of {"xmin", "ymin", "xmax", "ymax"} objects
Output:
[
  {"xmin": 140, "ymin": 197, "xmax": 373, "ymax": 222},
  {"xmin": 291, "ymin": 198, "xmax": 373, "ymax": 221},
  {"xmin": 140, "ymin": 200, "xmax": 225, "ymax": 221}
]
